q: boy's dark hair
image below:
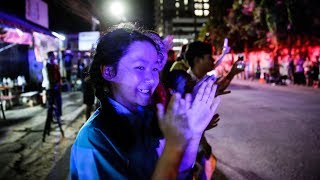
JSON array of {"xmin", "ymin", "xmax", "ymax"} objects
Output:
[
  {"xmin": 184, "ymin": 41, "xmax": 212, "ymax": 68},
  {"xmin": 89, "ymin": 23, "xmax": 161, "ymax": 101}
]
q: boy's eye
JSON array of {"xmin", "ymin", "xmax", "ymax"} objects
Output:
[
  {"xmin": 136, "ymin": 66, "xmax": 145, "ymax": 70},
  {"xmin": 153, "ymin": 68, "xmax": 159, "ymax": 72}
]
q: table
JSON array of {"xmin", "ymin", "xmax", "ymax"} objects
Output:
[
  {"xmin": 0, "ymin": 85, "xmax": 15, "ymax": 120},
  {"xmin": 0, "ymin": 86, "xmax": 8, "ymax": 120}
]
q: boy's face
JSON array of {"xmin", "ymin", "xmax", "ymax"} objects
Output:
[{"xmin": 110, "ymin": 41, "xmax": 160, "ymax": 111}]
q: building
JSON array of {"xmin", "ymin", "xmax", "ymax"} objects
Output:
[
  {"xmin": 0, "ymin": 0, "xmax": 95, "ymax": 90},
  {"xmin": 154, "ymin": 0, "xmax": 212, "ymax": 50}
]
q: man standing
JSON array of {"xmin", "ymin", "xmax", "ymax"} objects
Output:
[
  {"xmin": 42, "ymin": 51, "xmax": 64, "ymax": 142},
  {"xmin": 183, "ymin": 41, "xmax": 244, "ymax": 179}
]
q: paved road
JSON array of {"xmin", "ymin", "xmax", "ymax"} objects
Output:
[
  {"xmin": 207, "ymin": 80, "xmax": 320, "ymax": 179},
  {"xmin": 0, "ymin": 92, "xmax": 85, "ymax": 179}
]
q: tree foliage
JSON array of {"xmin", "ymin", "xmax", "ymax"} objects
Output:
[{"xmin": 199, "ymin": 0, "xmax": 320, "ymax": 54}]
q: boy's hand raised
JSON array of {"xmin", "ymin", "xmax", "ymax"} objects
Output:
[
  {"xmin": 157, "ymin": 79, "xmax": 221, "ymax": 147},
  {"xmin": 187, "ymin": 80, "xmax": 221, "ymax": 137}
]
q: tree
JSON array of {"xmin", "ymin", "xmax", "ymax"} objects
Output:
[{"xmin": 200, "ymin": 0, "xmax": 320, "ymax": 55}]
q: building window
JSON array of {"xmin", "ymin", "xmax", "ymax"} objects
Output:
[
  {"xmin": 204, "ymin": 10, "xmax": 209, "ymax": 16},
  {"xmin": 160, "ymin": 0, "xmax": 163, "ymax": 4},
  {"xmin": 194, "ymin": 10, "xmax": 203, "ymax": 16},
  {"xmin": 184, "ymin": 0, "xmax": 188, "ymax": 5},
  {"xmin": 175, "ymin": 2, "xmax": 180, "ymax": 8},
  {"xmin": 204, "ymin": 3, "xmax": 209, "ymax": 9}
]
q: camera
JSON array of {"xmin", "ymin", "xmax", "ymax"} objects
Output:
[
  {"xmin": 236, "ymin": 63, "xmax": 244, "ymax": 69},
  {"xmin": 238, "ymin": 55, "xmax": 244, "ymax": 61}
]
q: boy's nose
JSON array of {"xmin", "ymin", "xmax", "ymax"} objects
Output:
[
  {"xmin": 144, "ymin": 73, "xmax": 156, "ymax": 85},
  {"xmin": 145, "ymin": 76, "xmax": 155, "ymax": 85}
]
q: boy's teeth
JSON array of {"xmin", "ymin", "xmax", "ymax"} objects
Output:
[{"xmin": 139, "ymin": 89, "xmax": 149, "ymax": 93}]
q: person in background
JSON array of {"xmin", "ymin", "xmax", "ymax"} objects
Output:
[
  {"xmin": 171, "ymin": 44, "xmax": 190, "ymax": 71},
  {"xmin": 63, "ymin": 49, "xmax": 74, "ymax": 83},
  {"xmin": 70, "ymin": 23, "xmax": 221, "ymax": 179},
  {"xmin": 303, "ymin": 56, "xmax": 312, "ymax": 86},
  {"xmin": 310, "ymin": 56, "xmax": 320, "ymax": 88},
  {"xmin": 288, "ymin": 57, "xmax": 295, "ymax": 84},
  {"xmin": 41, "ymin": 59, "xmax": 49, "ymax": 107},
  {"xmin": 182, "ymin": 41, "xmax": 244, "ymax": 179},
  {"xmin": 279, "ymin": 57, "xmax": 289, "ymax": 85},
  {"xmin": 42, "ymin": 51, "xmax": 64, "ymax": 142},
  {"xmin": 81, "ymin": 53, "xmax": 95, "ymax": 120},
  {"xmin": 160, "ymin": 49, "xmax": 176, "ymax": 85},
  {"xmin": 294, "ymin": 55, "xmax": 305, "ymax": 85}
]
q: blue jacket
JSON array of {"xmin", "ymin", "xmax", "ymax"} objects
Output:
[{"xmin": 70, "ymin": 98, "xmax": 162, "ymax": 179}]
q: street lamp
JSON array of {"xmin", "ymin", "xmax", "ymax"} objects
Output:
[{"xmin": 110, "ymin": 1, "xmax": 126, "ymax": 22}]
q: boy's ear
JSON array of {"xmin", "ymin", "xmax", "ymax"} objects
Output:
[{"xmin": 100, "ymin": 65, "xmax": 116, "ymax": 80}]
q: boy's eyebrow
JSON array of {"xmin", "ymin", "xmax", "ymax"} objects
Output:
[{"xmin": 131, "ymin": 58, "xmax": 150, "ymax": 64}]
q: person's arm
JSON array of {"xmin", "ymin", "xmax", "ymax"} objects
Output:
[
  {"xmin": 213, "ymin": 38, "xmax": 230, "ymax": 69},
  {"xmin": 152, "ymin": 140, "xmax": 186, "ymax": 179},
  {"xmin": 153, "ymin": 93, "xmax": 191, "ymax": 179}
]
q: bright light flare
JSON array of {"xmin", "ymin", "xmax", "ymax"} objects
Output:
[
  {"xmin": 52, "ymin": 31, "xmax": 66, "ymax": 41},
  {"xmin": 110, "ymin": 2, "xmax": 125, "ymax": 17}
]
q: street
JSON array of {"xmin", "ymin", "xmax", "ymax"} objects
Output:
[
  {"xmin": 0, "ymin": 92, "xmax": 85, "ymax": 180},
  {"xmin": 208, "ymin": 80, "xmax": 320, "ymax": 179},
  {"xmin": 0, "ymin": 81, "xmax": 319, "ymax": 179}
]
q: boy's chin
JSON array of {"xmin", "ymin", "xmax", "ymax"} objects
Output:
[{"xmin": 138, "ymin": 99, "xmax": 151, "ymax": 107}]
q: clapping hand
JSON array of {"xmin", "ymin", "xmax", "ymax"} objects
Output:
[{"xmin": 157, "ymin": 80, "xmax": 221, "ymax": 148}]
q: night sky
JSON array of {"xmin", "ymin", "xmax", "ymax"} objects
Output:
[
  {"xmin": 0, "ymin": 0, "xmax": 155, "ymax": 33},
  {"xmin": 93, "ymin": 0, "xmax": 155, "ymax": 30}
]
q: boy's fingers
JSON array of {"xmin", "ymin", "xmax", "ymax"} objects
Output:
[
  {"xmin": 210, "ymin": 96, "xmax": 221, "ymax": 111},
  {"xmin": 203, "ymin": 80, "xmax": 214, "ymax": 103},
  {"xmin": 193, "ymin": 81, "xmax": 207, "ymax": 104},
  {"xmin": 156, "ymin": 103, "xmax": 164, "ymax": 121},
  {"xmin": 168, "ymin": 93, "xmax": 181, "ymax": 114},
  {"xmin": 179, "ymin": 98, "xmax": 186, "ymax": 115},
  {"xmin": 185, "ymin": 93, "xmax": 192, "ymax": 109},
  {"xmin": 207, "ymin": 84, "xmax": 218, "ymax": 104}
]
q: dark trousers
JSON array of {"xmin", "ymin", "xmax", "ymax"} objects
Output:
[{"xmin": 42, "ymin": 89, "xmax": 64, "ymax": 141}]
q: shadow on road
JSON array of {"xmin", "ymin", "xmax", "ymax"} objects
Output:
[
  {"xmin": 228, "ymin": 84, "xmax": 255, "ymax": 90},
  {"xmin": 0, "ymin": 117, "xmax": 31, "ymax": 127},
  {"xmin": 211, "ymin": 168, "xmax": 229, "ymax": 180},
  {"xmin": 218, "ymin": 160, "xmax": 265, "ymax": 180}
]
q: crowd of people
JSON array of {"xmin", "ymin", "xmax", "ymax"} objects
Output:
[{"xmin": 233, "ymin": 53, "xmax": 320, "ymax": 88}]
